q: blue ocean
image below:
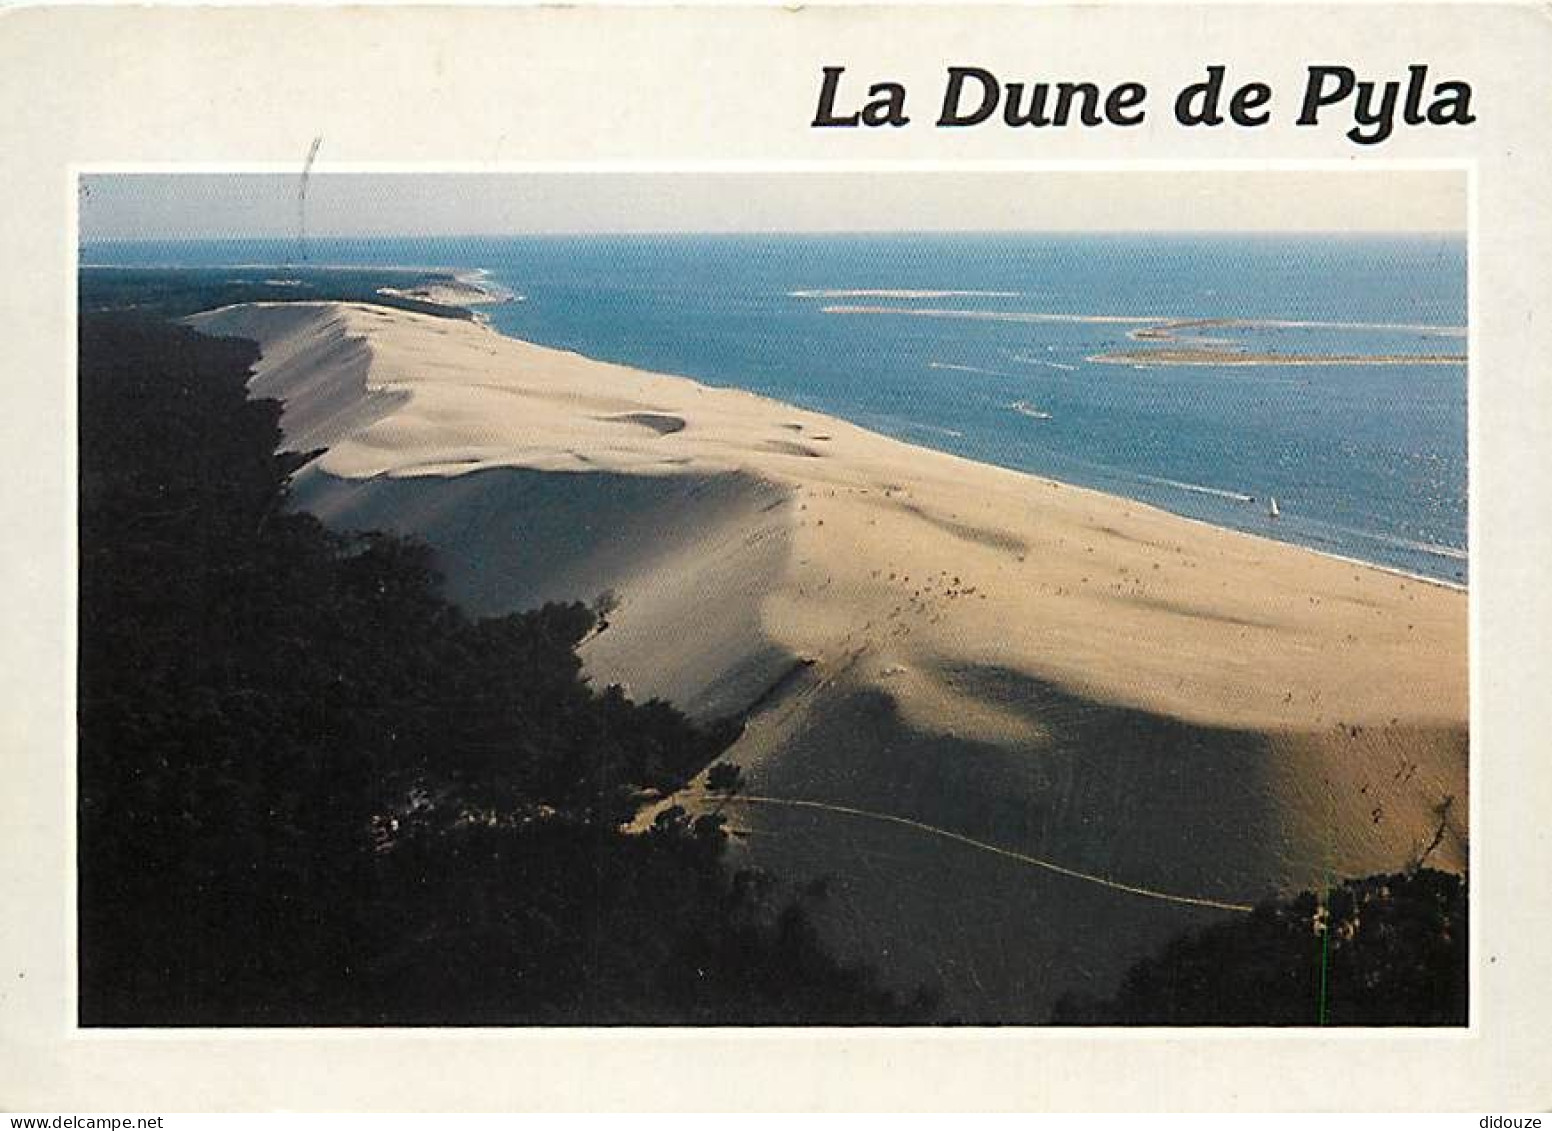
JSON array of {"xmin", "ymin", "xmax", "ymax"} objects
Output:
[{"xmin": 83, "ymin": 233, "xmax": 1468, "ymax": 583}]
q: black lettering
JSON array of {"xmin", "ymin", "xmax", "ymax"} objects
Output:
[{"xmin": 1403, "ymin": 64, "xmax": 1429, "ymax": 124}]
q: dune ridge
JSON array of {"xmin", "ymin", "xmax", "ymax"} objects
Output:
[{"xmin": 186, "ymin": 301, "xmax": 1468, "ymax": 1019}]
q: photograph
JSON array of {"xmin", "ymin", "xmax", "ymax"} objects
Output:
[{"xmin": 75, "ymin": 169, "xmax": 1469, "ymax": 1028}]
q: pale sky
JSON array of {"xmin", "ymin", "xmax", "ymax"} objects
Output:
[{"xmin": 80, "ymin": 171, "xmax": 1465, "ymax": 240}]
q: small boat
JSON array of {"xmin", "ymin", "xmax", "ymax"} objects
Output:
[{"xmin": 1268, "ymin": 496, "xmax": 1281, "ymax": 519}]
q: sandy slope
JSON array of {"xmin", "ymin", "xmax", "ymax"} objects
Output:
[{"xmin": 187, "ymin": 301, "xmax": 1469, "ymax": 1019}]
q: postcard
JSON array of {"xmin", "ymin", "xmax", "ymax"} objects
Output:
[{"xmin": 2, "ymin": 1, "xmax": 1550, "ymax": 1113}]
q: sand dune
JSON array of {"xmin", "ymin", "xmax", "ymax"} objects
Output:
[{"xmin": 186, "ymin": 301, "xmax": 1469, "ymax": 1019}]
